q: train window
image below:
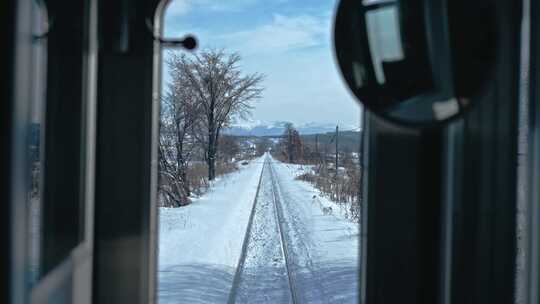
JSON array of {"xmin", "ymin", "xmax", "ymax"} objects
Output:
[
  {"xmin": 32, "ymin": 0, "xmax": 95, "ymax": 290},
  {"xmin": 26, "ymin": 0, "xmax": 48, "ymax": 286},
  {"xmin": 156, "ymin": 0, "xmax": 362, "ymax": 303},
  {"xmin": 365, "ymin": 5, "xmax": 404, "ymax": 85}
]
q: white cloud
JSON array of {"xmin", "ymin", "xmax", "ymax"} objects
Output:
[
  {"xmin": 161, "ymin": 8, "xmax": 360, "ymax": 126},
  {"xmin": 216, "ymin": 14, "xmax": 331, "ymax": 55},
  {"xmin": 165, "ymin": 0, "xmax": 190, "ymax": 17},
  {"xmin": 165, "ymin": 0, "xmax": 262, "ymax": 18}
]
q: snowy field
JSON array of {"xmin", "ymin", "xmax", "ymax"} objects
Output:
[
  {"xmin": 158, "ymin": 155, "xmax": 359, "ymax": 303},
  {"xmin": 158, "ymin": 157, "xmax": 265, "ymax": 303}
]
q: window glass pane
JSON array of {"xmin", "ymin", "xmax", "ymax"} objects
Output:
[
  {"xmin": 366, "ymin": 6, "xmax": 404, "ymax": 84},
  {"xmin": 36, "ymin": 0, "xmax": 86, "ymax": 277},
  {"xmin": 157, "ymin": 1, "xmax": 362, "ymax": 303}
]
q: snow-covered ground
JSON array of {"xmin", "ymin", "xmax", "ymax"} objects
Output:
[
  {"xmin": 270, "ymin": 159, "xmax": 359, "ymax": 303},
  {"xmin": 158, "ymin": 155, "xmax": 359, "ymax": 303},
  {"xmin": 158, "ymin": 157, "xmax": 264, "ymax": 303},
  {"xmin": 275, "ymin": 162, "xmax": 358, "ymax": 223}
]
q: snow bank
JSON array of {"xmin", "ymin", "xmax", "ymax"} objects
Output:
[{"xmin": 278, "ymin": 162, "xmax": 356, "ymax": 221}]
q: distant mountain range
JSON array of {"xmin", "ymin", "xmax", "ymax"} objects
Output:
[{"xmin": 224, "ymin": 120, "xmax": 358, "ymax": 137}]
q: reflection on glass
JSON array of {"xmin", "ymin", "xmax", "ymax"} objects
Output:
[
  {"xmin": 27, "ymin": 1, "xmax": 48, "ymax": 287},
  {"xmin": 366, "ymin": 6, "xmax": 404, "ymax": 84},
  {"xmin": 362, "ymin": 0, "xmax": 396, "ymax": 5},
  {"xmin": 352, "ymin": 61, "xmax": 367, "ymax": 88}
]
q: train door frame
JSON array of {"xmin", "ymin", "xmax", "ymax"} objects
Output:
[
  {"xmin": 525, "ymin": 0, "xmax": 540, "ymax": 301},
  {"xmin": 3, "ymin": 0, "xmax": 99, "ymax": 303},
  {"xmin": 445, "ymin": 2, "xmax": 521, "ymax": 303},
  {"xmin": 33, "ymin": 0, "xmax": 98, "ymax": 303},
  {"xmin": 92, "ymin": 0, "xmax": 162, "ymax": 303},
  {"xmin": 2, "ymin": 0, "xmax": 34, "ymax": 303}
]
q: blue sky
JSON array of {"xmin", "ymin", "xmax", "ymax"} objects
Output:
[{"xmin": 162, "ymin": 0, "xmax": 361, "ymax": 128}]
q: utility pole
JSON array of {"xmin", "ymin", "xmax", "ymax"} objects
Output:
[
  {"xmin": 288, "ymin": 126, "xmax": 293, "ymax": 163},
  {"xmin": 335, "ymin": 125, "xmax": 339, "ymax": 174},
  {"xmin": 315, "ymin": 134, "xmax": 319, "ymax": 163}
]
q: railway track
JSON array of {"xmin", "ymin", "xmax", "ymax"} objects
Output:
[
  {"xmin": 227, "ymin": 158, "xmax": 267, "ymax": 304},
  {"xmin": 228, "ymin": 155, "xmax": 298, "ymax": 304},
  {"xmin": 268, "ymin": 158, "xmax": 299, "ymax": 304}
]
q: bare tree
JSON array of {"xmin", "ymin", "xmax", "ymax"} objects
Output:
[
  {"xmin": 218, "ymin": 135, "xmax": 240, "ymax": 162},
  {"xmin": 280, "ymin": 123, "xmax": 303, "ymax": 163},
  {"xmin": 174, "ymin": 49, "xmax": 264, "ymax": 180},
  {"xmin": 158, "ymin": 54, "xmax": 203, "ymax": 206},
  {"xmin": 255, "ymin": 137, "xmax": 271, "ymax": 156}
]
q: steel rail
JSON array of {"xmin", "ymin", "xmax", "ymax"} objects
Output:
[
  {"xmin": 227, "ymin": 155, "xmax": 299, "ymax": 304},
  {"xmin": 268, "ymin": 159, "xmax": 299, "ymax": 304},
  {"xmin": 227, "ymin": 157, "xmax": 267, "ymax": 304}
]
